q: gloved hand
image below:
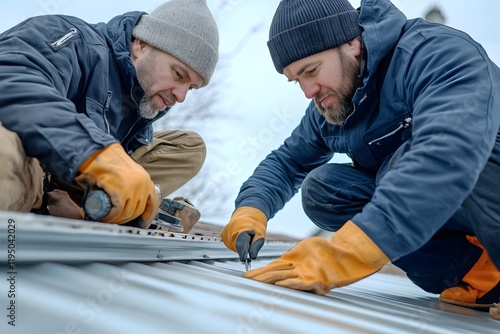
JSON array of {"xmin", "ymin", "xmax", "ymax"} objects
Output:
[
  {"xmin": 75, "ymin": 143, "xmax": 159, "ymax": 225},
  {"xmin": 244, "ymin": 220, "xmax": 390, "ymax": 295},
  {"xmin": 221, "ymin": 206, "xmax": 267, "ymax": 262}
]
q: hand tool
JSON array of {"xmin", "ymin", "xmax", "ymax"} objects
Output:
[
  {"xmin": 83, "ymin": 188, "xmax": 111, "ymax": 221},
  {"xmin": 153, "ymin": 197, "xmax": 201, "ymax": 234},
  {"xmin": 242, "ymin": 251, "xmax": 251, "ymax": 272},
  {"xmin": 83, "ymin": 187, "xmax": 199, "ymax": 233}
]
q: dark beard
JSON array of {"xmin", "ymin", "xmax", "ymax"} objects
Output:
[
  {"xmin": 315, "ymin": 49, "xmax": 361, "ymax": 126},
  {"xmin": 322, "ymin": 90, "xmax": 356, "ymax": 125}
]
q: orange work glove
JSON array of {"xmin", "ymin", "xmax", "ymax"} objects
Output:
[
  {"xmin": 244, "ymin": 220, "xmax": 390, "ymax": 295},
  {"xmin": 221, "ymin": 206, "xmax": 268, "ymax": 262},
  {"xmin": 75, "ymin": 143, "xmax": 159, "ymax": 225}
]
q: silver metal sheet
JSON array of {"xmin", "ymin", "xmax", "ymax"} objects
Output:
[
  {"xmin": 1, "ymin": 260, "xmax": 497, "ymax": 334},
  {"xmin": 0, "ymin": 211, "xmax": 292, "ymax": 263},
  {"xmin": 0, "ymin": 212, "xmax": 498, "ymax": 333}
]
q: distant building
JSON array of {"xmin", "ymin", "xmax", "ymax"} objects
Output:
[{"xmin": 425, "ymin": 5, "xmax": 446, "ymax": 24}]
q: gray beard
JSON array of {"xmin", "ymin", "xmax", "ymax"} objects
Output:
[{"xmin": 138, "ymin": 96, "xmax": 161, "ymax": 119}]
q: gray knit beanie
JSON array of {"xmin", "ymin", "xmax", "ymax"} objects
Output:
[
  {"xmin": 133, "ymin": 0, "xmax": 219, "ymax": 86},
  {"xmin": 268, "ymin": 0, "xmax": 361, "ymax": 73}
]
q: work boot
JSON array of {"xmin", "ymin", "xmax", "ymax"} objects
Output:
[
  {"xmin": 439, "ymin": 236, "xmax": 500, "ymax": 312},
  {"xmin": 157, "ymin": 197, "xmax": 201, "ymax": 234}
]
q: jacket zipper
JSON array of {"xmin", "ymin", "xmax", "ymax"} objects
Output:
[
  {"xmin": 120, "ymin": 84, "xmax": 163, "ymax": 151},
  {"xmin": 103, "ymin": 91, "xmax": 113, "ymax": 134},
  {"xmin": 121, "ymin": 85, "xmax": 142, "ymax": 148},
  {"xmin": 368, "ymin": 117, "xmax": 412, "ymax": 145},
  {"xmin": 51, "ymin": 28, "xmax": 78, "ymax": 48},
  {"xmin": 121, "ymin": 117, "xmax": 141, "ymax": 146}
]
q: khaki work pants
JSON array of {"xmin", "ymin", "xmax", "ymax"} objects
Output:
[
  {"xmin": 0, "ymin": 125, "xmax": 44, "ymax": 211},
  {"xmin": 0, "ymin": 125, "xmax": 206, "ymax": 212}
]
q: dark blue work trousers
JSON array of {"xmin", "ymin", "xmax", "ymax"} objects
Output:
[{"xmin": 301, "ymin": 142, "xmax": 500, "ymax": 294}]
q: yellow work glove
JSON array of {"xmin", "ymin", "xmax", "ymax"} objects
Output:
[
  {"xmin": 221, "ymin": 206, "xmax": 268, "ymax": 262},
  {"xmin": 75, "ymin": 143, "xmax": 159, "ymax": 225},
  {"xmin": 244, "ymin": 220, "xmax": 390, "ymax": 295}
]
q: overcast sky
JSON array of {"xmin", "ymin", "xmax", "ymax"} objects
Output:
[{"xmin": 2, "ymin": 1, "xmax": 499, "ymax": 239}]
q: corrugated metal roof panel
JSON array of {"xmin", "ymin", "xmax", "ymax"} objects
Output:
[
  {"xmin": 4, "ymin": 212, "xmax": 291, "ymax": 263},
  {"xmin": 1, "ymin": 212, "xmax": 498, "ymax": 333},
  {"xmin": 4, "ymin": 260, "xmax": 497, "ymax": 334}
]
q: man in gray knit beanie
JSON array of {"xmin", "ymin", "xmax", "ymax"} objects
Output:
[
  {"xmin": 0, "ymin": 0, "xmax": 220, "ymax": 234},
  {"xmin": 133, "ymin": 0, "xmax": 219, "ymax": 87},
  {"xmin": 222, "ymin": 0, "xmax": 500, "ymax": 320}
]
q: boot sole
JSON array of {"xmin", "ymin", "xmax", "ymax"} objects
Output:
[{"xmin": 439, "ymin": 296, "xmax": 494, "ymax": 310}]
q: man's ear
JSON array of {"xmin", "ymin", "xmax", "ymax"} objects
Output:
[
  {"xmin": 130, "ymin": 39, "xmax": 149, "ymax": 60},
  {"xmin": 346, "ymin": 37, "xmax": 362, "ymax": 57}
]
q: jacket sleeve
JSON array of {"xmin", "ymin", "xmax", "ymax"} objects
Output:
[
  {"xmin": 353, "ymin": 30, "xmax": 500, "ymax": 260},
  {"xmin": 235, "ymin": 102, "xmax": 335, "ymax": 219},
  {"xmin": 0, "ymin": 17, "xmax": 117, "ymax": 182}
]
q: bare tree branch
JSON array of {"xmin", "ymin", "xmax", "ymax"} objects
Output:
[{"xmin": 153, "ymin": 24, "xmax": 264, "ymax": 219}]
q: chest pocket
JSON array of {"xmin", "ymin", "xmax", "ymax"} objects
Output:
[{"xmin": 363, "ymin": 114, "xmax": 412, "ymax": 163}]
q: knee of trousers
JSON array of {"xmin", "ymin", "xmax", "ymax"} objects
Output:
[
  {"xmin": 0, "ymin": 126, "xmax": 44, "ymax": 211},
  {"xmin": 180, "ymin": 131, "xmax": 206, "ymax": 175},
  {"xmin": 392, "ymin": 230, "xmax": 484, "ymax": 294},
  {"xmin": 151, "ymin": 130, "xmax": 207, "ymax": 173},
  {"xmin": 301, "ymin": 164, "xmax": 374, "ymax": 231}
]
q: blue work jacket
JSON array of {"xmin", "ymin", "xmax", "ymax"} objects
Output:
[
  {"xmin": 235, "ymin": 0, "xmax": 500, "ymax": 259},
  {"xmin": 0, "ymin": 12, "xmax": 167, "ymax": 182}
]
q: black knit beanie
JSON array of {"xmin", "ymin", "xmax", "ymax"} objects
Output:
[{"xmin": 268, "ymin": 0, "xmax": 361, "ymax": 73}]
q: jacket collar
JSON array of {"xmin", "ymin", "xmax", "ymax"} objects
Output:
[
  {"xmin": 358, "ymin": 0, "xmax": 407, "ymax": 89},
  {"xmin": 98, "ymin": 11, "xmax": 147, "ymax": 110}
]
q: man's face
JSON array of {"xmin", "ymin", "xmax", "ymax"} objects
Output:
[
  {"xmin": 131, "ymin": 40, "xmax": 204, "ymax": 119},
  {"xmin": 283, "ymin": 42, "xmax": 361, "ymax": 125}
]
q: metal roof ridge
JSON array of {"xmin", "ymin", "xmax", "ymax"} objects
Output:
[{"xmin": 0, "ymin": 211, "xmax": 295, "ymax": 263}]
